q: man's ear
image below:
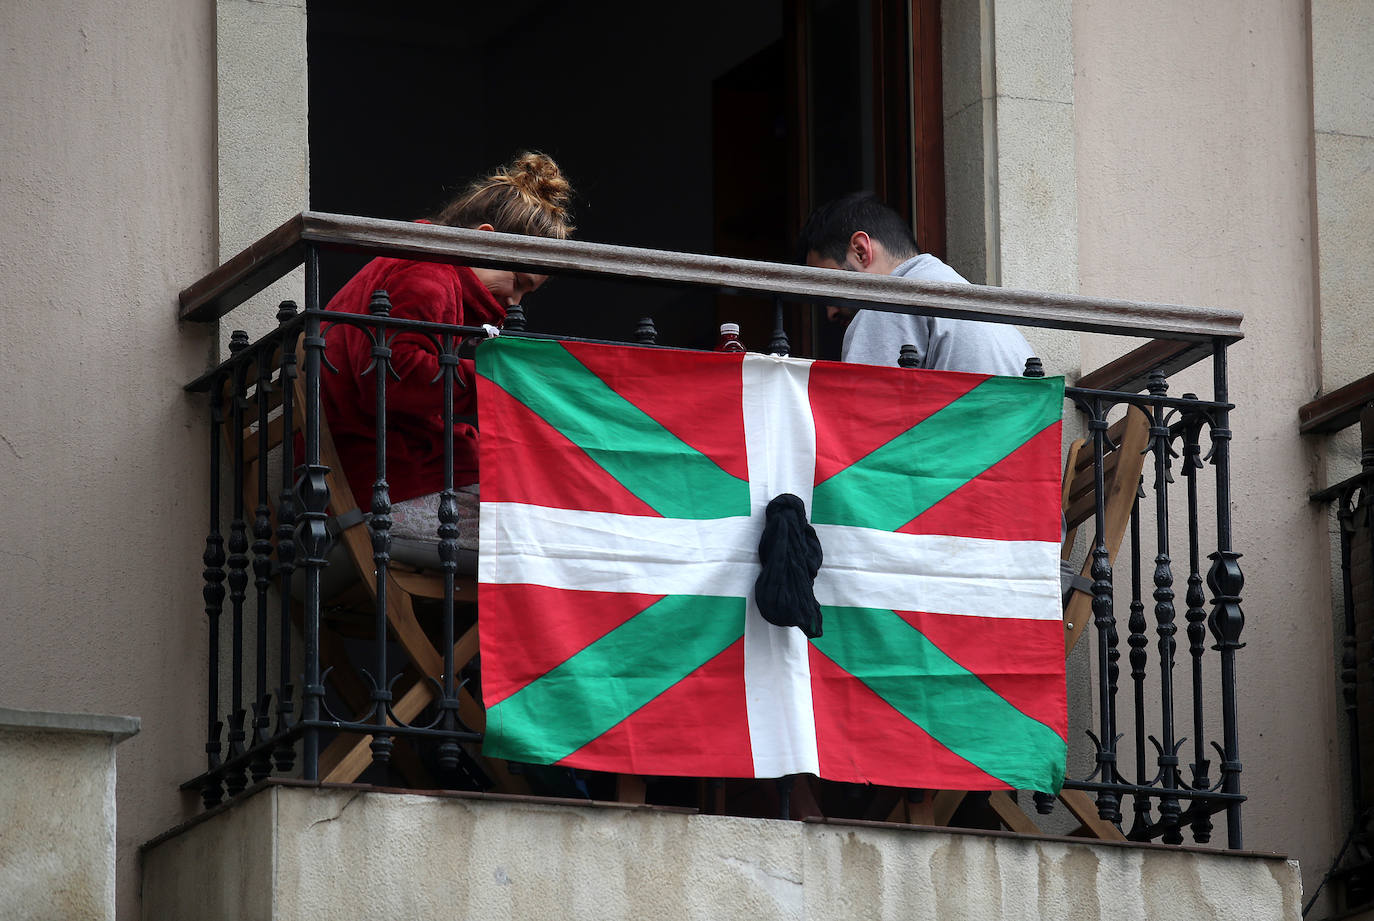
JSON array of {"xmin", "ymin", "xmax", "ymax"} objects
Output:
[{"xmin": 849, "ymin": 231, "xmax": 874, "ymax": 269}]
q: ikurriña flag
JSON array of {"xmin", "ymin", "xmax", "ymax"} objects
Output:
[{"xmin": 476, "ymin": 336, "xmax": 1067, "ymax": 792}]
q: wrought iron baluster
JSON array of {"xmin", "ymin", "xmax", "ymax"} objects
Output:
[
  {"xmin": 201, "ymin": 374, "xmax": 227, "ymax": 808},
  {"xmin": 225, "ymin": 330, "xmax": 251, "ymax": 797},
  {"xmin": 299, "ymin": 246, "xmax": 330, "ymax": 781},
  {"xmin": 1126, "ymin": 478, "xmax": 1152, "ymax": 840},
  {"xmin": 250, "ymin": 342, "xmax": 275, "ymax": 783},
  {"xmin": 1340, "ymin": 414, "xmax": 1374, "ymax": 839},
  {"xmin": 635, "ymin": 316, "xmax": 658, "ymax": 345},
  {"xmin": 503, "ymin": 302, "xmax": 526, "ymax": 332},
  {"xmin": 1206, "ymin": 341, "xmax": 1245, "ymax": 848},
  {"xmin": 366, "ymin": 290, "xmax": 396, "ymax": 768},
  {"xmin": 1360, "ymin": 420, "xmax": 1374, "ymax": 823},
  {"xmin": 1087, "ymin": 395, "xmax": 1120, "ymax": 824},
  {"xmin": 1339, "ymin": 489, "xmax": 1361, "ymax": 807},
  {"xmin": 776, "ymin": 775, "xmax": 793, "ymax": 819},
  {"xmin": 897, "ymin": 344, "xmax": 920, "ymax": 368},
  {"xmin": 1181, "ymin": 394, "xmax": 1212, "ymax": 843},
  {"xmin": 768, "ymin": 296, "xmax": 790, "ymax": 356},
  {"xmin": 273, "ymin": 301, "xmax": 299, "ymax": 774},
  {"xmin": 435, "ymin": 331, "xmax": 463, "ymax": 771},
  {"xmin": 1108, "ymin": 606, "xmax": 1122, "ymax": 781},
  {"xmin": 1020, "ymin": 356, "xmax": 1056, "ymax": 818},
  {"xmin": 1147, "ymin": 372, "xmax": 1182, "ymax": 843}
]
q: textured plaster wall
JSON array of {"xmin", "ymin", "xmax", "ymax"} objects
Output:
[
  {"xmin": 1311, "ymin": 0, "xmax": 1374, "ymax": 392},
  {"xmin": 941, "ymin": 0, "xmax": 1080, "ymax": 381},
  {"xmin": 1311, "ymin": 0, "xmax": 1374, "ymax": 478},
  {"xmin": 0, "ymin": 712, "xmax": 138, "ymax": 921},
  {"xmin": 1073, "ymin": 0, "xmax": 1337, "ymax": 907},
  {"xmin": 215, "ymin": 0, "xmax": 308, "ymax": 347},
  {"xmin": 0, "ymin": 2, "xmax": 217, "ymax": 918},
  {"xmin": 142, "ymin": 786, "xmax": 1302, "ymax": 921},
  {"xmin": 941, "ymin": 0, "xmax": 995, "ymax": 288}
]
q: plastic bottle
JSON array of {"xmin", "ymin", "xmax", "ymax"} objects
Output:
[{"xmin": 715, "ymin": 322, "xmax": 746, "ymax": 353}]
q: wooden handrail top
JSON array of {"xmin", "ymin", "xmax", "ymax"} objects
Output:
[
  {"xmin": 1299, "ymin": 371, "xmax": 1374, "ymax": 435},
  {"xmin": 1075, "ymin": 339, "xmax": 1201, "ymax": 394},
  {"xmin": 181, "ymin": 212, "xmax": 1245, "ymax": 346}
]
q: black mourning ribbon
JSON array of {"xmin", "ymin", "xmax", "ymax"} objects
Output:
[{"xmin": 754, "ymin": 493, "xmax": 824, "ymax": 638}]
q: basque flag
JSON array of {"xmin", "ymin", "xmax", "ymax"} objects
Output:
[{"xmin": 476, "ymin": 336, "xmax": 1066, "ymax": 792}]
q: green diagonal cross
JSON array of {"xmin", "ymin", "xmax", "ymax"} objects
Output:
[
  {"xmin": 480, "ymin": 338, "xmax": 750, "ymax": 519},
  {"xmin": 811, "ymin": 375, "xmax": 1062, "ymax": 531}
]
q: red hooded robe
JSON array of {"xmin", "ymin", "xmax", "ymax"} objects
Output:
[{"xmin": 322, "ymin": 257, "xmax": 505, "ymax": 504}]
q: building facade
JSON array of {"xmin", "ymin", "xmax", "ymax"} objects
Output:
[{"xmin": 1, "ymin": 0, "xmax": 1370, "ymax": 917}]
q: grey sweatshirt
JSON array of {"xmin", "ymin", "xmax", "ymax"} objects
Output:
[{"xmin": 841, "ymin": 254, "xmax": 1034, "ymax": 376}]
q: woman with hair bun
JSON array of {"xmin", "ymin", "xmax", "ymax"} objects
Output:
[{"xmin": 322, "ymin": 151, "xmax": 575, "ymax": 550}]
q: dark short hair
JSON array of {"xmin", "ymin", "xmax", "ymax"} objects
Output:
[{"xmin": 795, "ymin": 192, "xmax": 918, "ymax": 264}]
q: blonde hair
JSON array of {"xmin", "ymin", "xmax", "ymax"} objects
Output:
[{"xmin": 434, "ymin": 151, "xmax": 575, "ymax": 239}]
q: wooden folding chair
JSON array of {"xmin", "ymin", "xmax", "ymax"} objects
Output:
[{"xmin": 1060, "ymin": 405, "xmax": 1152, "ymax": 655}]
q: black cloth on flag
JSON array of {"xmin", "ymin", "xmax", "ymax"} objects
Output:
[{"xmin": 755, "ymin": 493, "xmax": 824, "ymax": 638}]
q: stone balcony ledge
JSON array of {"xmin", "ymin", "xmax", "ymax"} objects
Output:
[
  {"xmin": 141, "ymin": 781, "xmax": 1300, "ymax": 921},
  {"xmin": 0, "ymin": 707, "xmax": 140, "ymax": 921},
  {"xmin": 0, "ymin": 707, "xmax": 141, "ymax": 740}
]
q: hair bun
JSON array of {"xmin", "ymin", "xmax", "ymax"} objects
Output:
[
  {"xmin": 503, "ymin": 151, "xmax": 572, "ymax": 212},
  {"xmin": 436, "ymin": 151, "xmax": 576, "ymax": 238}
]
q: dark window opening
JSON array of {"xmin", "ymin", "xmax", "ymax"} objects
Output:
[{"xmin": 307, "ymin": 0, "xmax": 938, "ymax": 358}]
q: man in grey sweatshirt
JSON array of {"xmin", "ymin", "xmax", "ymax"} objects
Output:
[
  {"xmin": 800, "ymin": 194, "xmax": 1081, "ymax": 597},
  {"xmin": 798, "ymin": 193, "xmax": 1033, "ymax": 376}
]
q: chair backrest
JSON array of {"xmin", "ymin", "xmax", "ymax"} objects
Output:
[{"xmin": 1060, "ymin": 405, "xmax": 1150, "ymax": 655}]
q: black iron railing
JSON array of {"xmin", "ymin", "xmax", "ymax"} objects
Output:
[
  {"xmin": 181, "ymin": 213, "xmax": 1247, "ymax": 847},
  {"xmin": 1060, "ymin": 373, "xmax": 1244, "ymax": 846},
  {"xmin": 1303, "ymin": 378, "xmax": 1374, "ymax": 914}
]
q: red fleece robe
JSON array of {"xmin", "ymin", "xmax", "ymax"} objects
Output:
[{"xmin": 322, "ymin": 258, "xmax": 505, "ymax": 505}]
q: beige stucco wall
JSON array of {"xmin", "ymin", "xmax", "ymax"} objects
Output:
[
  {"xmin": 941, "ymin": 0, "xmax": 995, "ymax": 288},
  {"xmin": 1, "ymin": 1, "xmax": 309, "ymax": 914},
  {"xmin": 1072, "ymin": 0, "xmax": 1339, "ymax": 910},
  {"xmin": 215, "ymin": 0, "xmax": 309, "ymax": 348},
  {"xmin": 0, "ymin": 3, "xmax": 218, "ymax": 918},
  {"xmin": 143, "ymin": 785, "xmax": 1302, "ymax": 921},
  {"xmin": 0, "ymin": 0, "xmax": 1354, "ymax": 917},
  {"xmin": 1311, "ymin": 0, "xmax": 1374, "ymax": 402},
  {"xmin": 0, "ymin": 710, "xmax": 139, "ymax": 921},
  {"xmin": 942, "ymin": 0, "xmax": 1080, "ymax": 382},
  {"xmin": 1311, "ymin": 0, "xmax": 1374, "ymax": 494}
]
